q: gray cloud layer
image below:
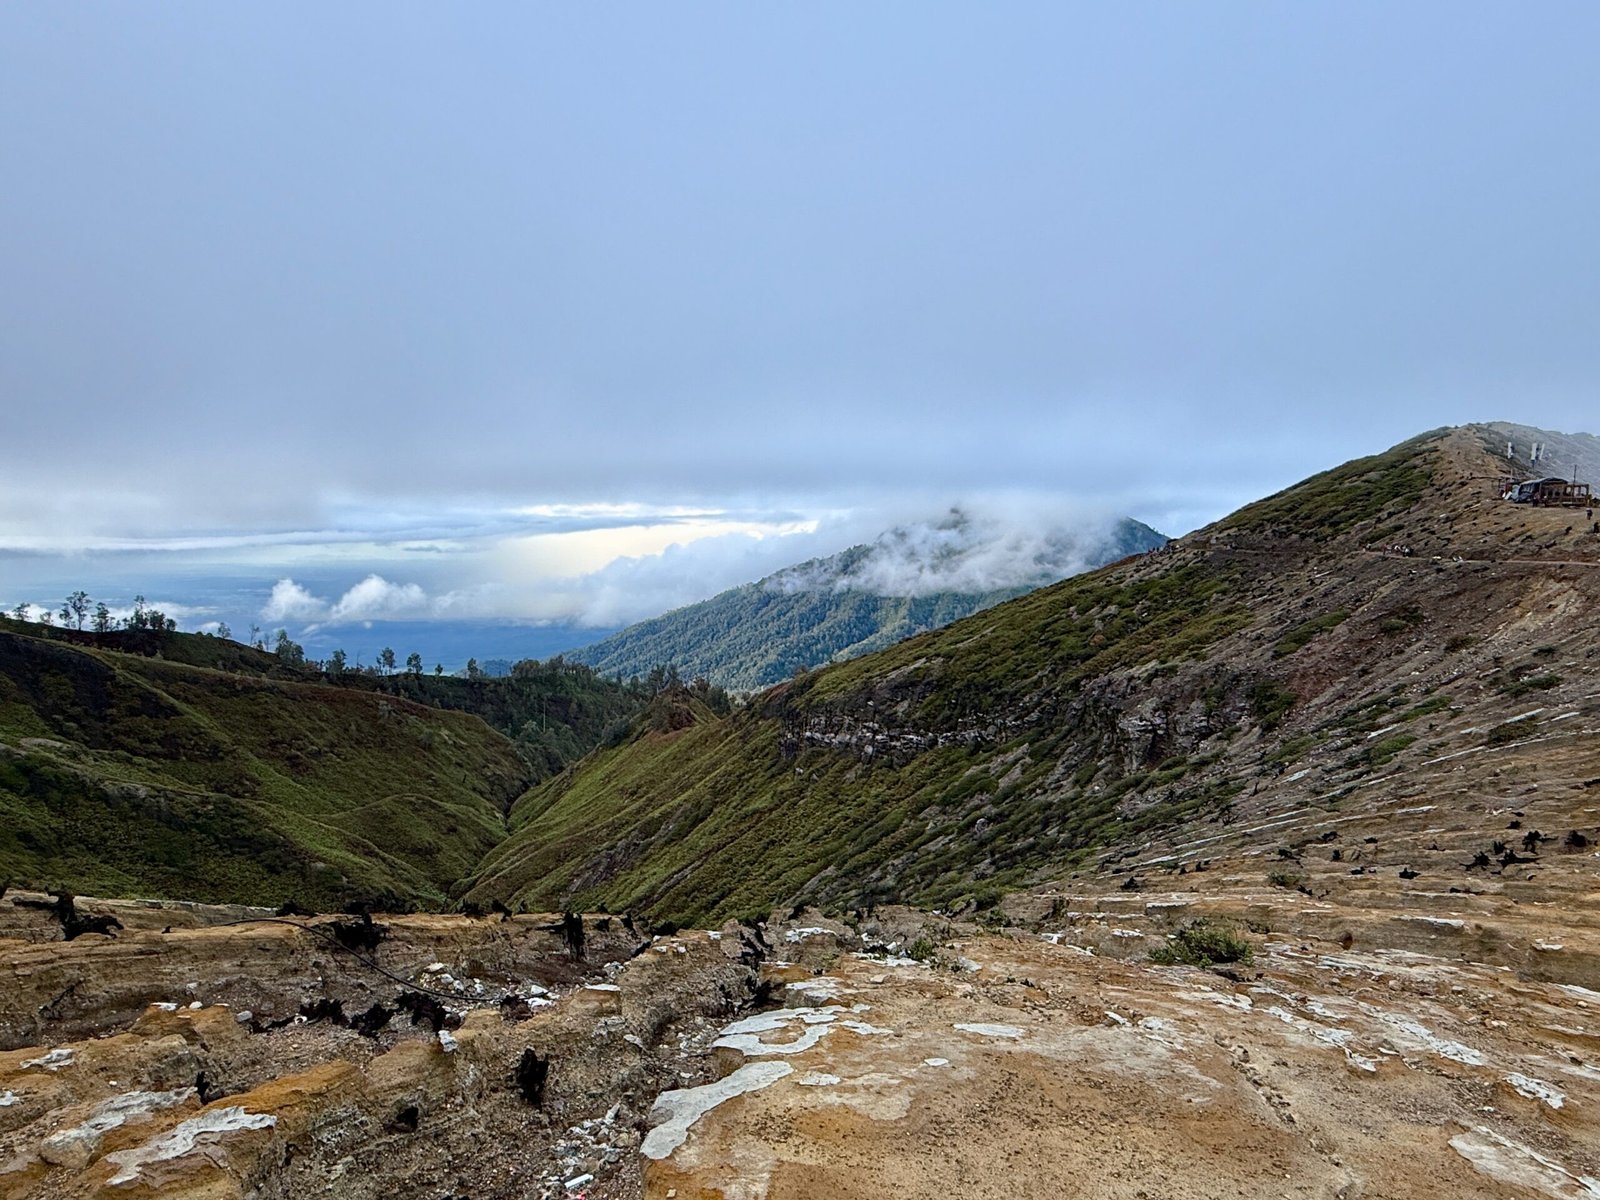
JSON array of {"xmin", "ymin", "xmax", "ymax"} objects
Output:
[{"xmin": 2, "ymin": 4, "xmax": 1597, "ymax": 610}]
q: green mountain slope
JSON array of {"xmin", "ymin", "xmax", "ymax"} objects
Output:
[
  {"xmin": 467, "ymin": 424, "xmax": 1600, "ymax": 924},
  {"xmin": 332, "ymin": 660, "xmax": 646, "ymax": 783},
  {"xmin": 0, "ymin": 626, "xmax": 531, "ymax": 909},
  {"xmin": 569, "ymin": 515, "xmax": 1167, "ymax": 690}
]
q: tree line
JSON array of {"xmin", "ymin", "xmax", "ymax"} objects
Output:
[
  {"xmin": 7, "ymin": 590, "xmax": 732, "ymax": 713},
  {"xmin": 8, "ymin": 592, "xmax": 184, "ymax": 635}
]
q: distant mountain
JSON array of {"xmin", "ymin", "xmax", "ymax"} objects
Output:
[{"xmin": 567, "ymin": 512, "xmax": 1168, "ymax": 690}]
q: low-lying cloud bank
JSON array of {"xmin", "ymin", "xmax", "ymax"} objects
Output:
[{"xmin": 260, "ymin": 499, "xmax": 1150, "ymax": 633}]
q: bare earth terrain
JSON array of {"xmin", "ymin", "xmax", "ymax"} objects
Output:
[{"xmin": 2, "ymin": 864, "xmax": 1598, "ymax": 1199}]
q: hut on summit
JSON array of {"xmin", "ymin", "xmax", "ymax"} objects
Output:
[{"xmin": 1503, "ymin": 477, "xmax": 1592, "ymax": 506}]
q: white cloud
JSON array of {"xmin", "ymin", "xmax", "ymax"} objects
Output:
[
  {"xmin": 771, "ymin": 502, "xmax": 1127, "ymax": 598},
  {"xmin": 262, "ymin": 574, "xmax": 437, "ymax": 626},
  {"xmin": 262, "ymin": 578, "xmax": 329, "ymax": 622},
  {"xmin": 328, "ymin": 575, "xmax": 430, "ymax": 622}
]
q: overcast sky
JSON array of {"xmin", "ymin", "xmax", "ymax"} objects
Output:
[{"xmin": 4, "ymin": 3, "xmax": 1599, "ymax": 646}]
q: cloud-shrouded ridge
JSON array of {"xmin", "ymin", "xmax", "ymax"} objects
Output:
[
  {"xmin": 768, "ymin": 506, "xmax": 1135, "ymax": 598},
  {"xmin": 258, "ymin": 499, "xmax": 1148, "ymax": 632}
]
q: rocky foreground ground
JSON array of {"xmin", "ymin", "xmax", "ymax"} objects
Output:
[{"xmin": 2, "ymin": 839, "xmax": 1599, "ymax": 1200}]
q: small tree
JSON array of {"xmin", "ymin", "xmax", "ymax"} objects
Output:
[
  {"xmin": 434, "ymin": 663, "xmax": 443, "ymax": 676},
  {"xmin": 64, "ymin": 590, "xmax": 91, "ymax": 630},
  {"xmin": 216, "ymin": 621, "xmax": 232, "ymax": 640},
  {"xmin": 465, "ymin": 657, "xmax": 481, "ymax": 680},
  {"xmin": 141, "ymin": 608, "xmax": 176, "ymax": 633},
  {"xmin": 92, "ymin": 602, "xmax": 112, "ymax": 634},
  {"xmin": 329, "ymin": 648, "xmax": 347, "ymax": 676},
  {"xmin": 274, "ymin": 629, "xmax": 306, "ymax": 666},
  {"xmin": 378, "ymin": 647, "xmax": 397, "ymax": 676},
  {"xmin": 10, "ymin": 602, "xmax": 29, "ymax": 622},
  {"xmin": 405, "ymin": 652, "xmax": 423, "ymax": 678}
]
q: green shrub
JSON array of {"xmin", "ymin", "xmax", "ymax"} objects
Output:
[
  {"xmin": 1250, "ymin": 679, "xmax": 1298, "ymax": 730},
  {"xmin": 1365, "ymin": 733, "xmax": 1416, "ymax": 766},
  {"xmin": 1273, "ymin": 610, "xmax": 1350, "ymax": 658},
  {"xmin": 1223, "ymin": 436, "xmax": 1438, "ymax": 539},
  {"xmin": 1268, "ymin": 733, "xmax": 1318, "ymax": 766},
  {"xmin": 1400, "ymin": 695, "xmax": 1452, "ymax": 721},
  {"xmin": 1503, "ymin": 673, "xmax": 1561, "ymax": 698},
  {"xmin": 1149, "ymin": 919, "xmax": 1254, "ymax": 967},
  {"xmin": 1485, "ymin": 721, "xmax": 1531, "ymax": 747}
]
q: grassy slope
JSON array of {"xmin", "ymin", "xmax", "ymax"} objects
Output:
[
  {"xmin": 467, "ymin": 433, "xmax": 1444, "ymax": 924},
  {"xmin": 467, "ymin": 559, "xmax": 1256, "ymax": 923},
  {"xmin": 335, "ymin": 664, "xmax": 646, "ymax": 783},
  {"xmin": 17, "ymin": 621, "xmax": 646, "ymax": 785},
  {"xmin": 0, "ymin": 628, "xmax": 528, "ymax": 908}
]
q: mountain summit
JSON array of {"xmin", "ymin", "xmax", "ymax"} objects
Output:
[{"xmin": 570, "ymin": 511, "xmax": 1166, "ymax": 689}]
